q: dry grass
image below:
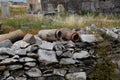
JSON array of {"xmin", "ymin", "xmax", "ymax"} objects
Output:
[{"xmin": 0, "ymin": 5, "xmax": 120, "ymax": 34}]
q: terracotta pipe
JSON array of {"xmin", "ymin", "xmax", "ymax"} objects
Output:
[
  {"xmin": 60, "ymin": 28, "xmax": 80, "ymax": 42},
  {"xmin": 0, "ymin": 29, "xmax": 24, "ymax": 42},
  {"xmin": 38, "ymin": 29, "xmax": 63, "ymax": 41}
]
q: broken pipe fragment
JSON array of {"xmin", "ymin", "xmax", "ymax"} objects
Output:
[
  {"xmin": 60, "ymin": 28, "xmax": 80, "ymax": 42},
  {"xmin": 38, "ymin": 29, "xmax": 63, "ymax": 41},
  {"xmin": 0, "ymin": 29, "xmax": 24, "ymax": 42}
]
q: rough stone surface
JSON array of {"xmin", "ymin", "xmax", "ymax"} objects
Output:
[
  {"xmin": 25, "ymin": 68, "xmax": 42, "ymax": 77},
  {"xmin": 60, "ymin": 58, "xmax": 78, "ymax": 64},
  {"xmin": 8, "ymin": 65, "xmax": 23, "ymax": 70},
  {"xmin": 38, "ymin": 49, "xmax": 58, "ymax": 64},
  {"xmin": 39, "ymin": 41, "xmax": 55, "ymax": 50},
  {"xmin": 23, "ymin": 34, "xmax": 36, "ymax": 44},
  {"xmin": 0, "ymin": 48, "xmax": 16, "ymax": 56},
  {"xmin": 11, "ymin": 40, "xmax": 29, "ymax": 50},
  {"xmin": 80, "ymin": 34, "xmax": 97, "ymax": 43},
  {"xmin": 66, "ymin": 72, "xmax": 86, "ymax": 80},
  {"xmin": 0, "ymin": 39, "xmax": 13, "ymax": 48},
  {"xmin": 72, "ymin": 51, "xmax": 90, "ymax": 59}
]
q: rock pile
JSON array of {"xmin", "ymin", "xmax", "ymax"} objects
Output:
[{"xmin": 0, "ymin": 26, "xmax": 120, "ymax": 80}]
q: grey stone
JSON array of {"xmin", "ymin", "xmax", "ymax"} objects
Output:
[
  {"xmin": 106, "ymin": 29, "xmax": 119, "ymax": 39},
  {"xmin": 25, "ymin": 44, "xmax": 39, "ymax": 52},
  {"xmin": 25, "ymin": 68, "xmax": 42, "ymax": 77},
  {"xmin": 19, "ymin": 57, "xmax": 36, "ymax": 62},
  {"xmin": 8, "ymin": 65, "xmax": 23, "ymax": 70},
  {"xmin": 0, "ymin": 58, "xmax": 18, "ymax": 65},
  {"xmin": 11, "ymin": 40, "xmax": 29, "ymax": 50},
  {"xmin": 6, "ymin": 76, "xmax": 15, "ymax": 80},
  {"xmin": 24, "ymin": 62, "xmax": 36, "ymax": 67},
  {"xmin": 34, "ymin": 35, "xmax": 42, "ymax": 45},
  {"xmin": 0, "ymin": 48, "xmax": 16, "ymax": 56},
  {"xmin": 60, "ymin": 58, "xmax": 78, "ymax": 64},
  {"xmin": 80, "ymin": 34, "xmax": 97, "ymax": 43},
  {"xmin": 72, "ymin": 51, "xmax": 90, "ymax": 59},
  {"xmin": 39, "ymin": 41, "xmax": 55, "ymax": 50},
  {"xmin": 66, "ymin": 41, "xmax": 75, "ymax": 48},
  {"xmin": 66, "ymin": 72, "xmax": 86, "ymax": 80},
  {"xmin": 15, "ymin": 77, "xmax": 27, "ymax": 80},
  {"xmin": 61, "ymin": 51, "xmax": 73, "ymax": 57},
  {"xmin": 56, "ymin": 51, "xmax": 63, "ymax": 56},
  {"xmin": 23, "ymin": 34, "xmax": 36, "ymax": 44},
  {"xmin": 38, "ymin": 49, "xmax": 58, "ymax": 64},
  {"xmin": 27, "ymin": 53, "xmax": 38, "ymax": 58},
  {"xmin": 53, "ymin": 69, "xmax": 67, "ymax": 76},
  {"xmin": 0, "ymin": 39, "xmax": 12, "ymax": 48},
  {"xmin": 15, "ymin": 49, "xmax": 27, "ymax": 56},
  {"xmin": 4, "ymin": 70, "xmax": 10, "ymax": 78},
  {"xmin": 0, "ymin": 55, "xmax": 9, "ymax": 60}
]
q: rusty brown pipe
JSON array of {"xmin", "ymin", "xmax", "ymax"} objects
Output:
[
  {"xmin": 60, "ymin": 28, "xmax": 80, "ymax": 42},
  {"xmin": 0, "ymin": 29, "xmax": 24, "ymax": 42},
  {"xmin": 38, "ymin": 29, "xmax": 63, "ymax": 41}
]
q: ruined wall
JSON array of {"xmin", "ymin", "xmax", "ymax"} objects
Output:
[{"xmin": 40, "ymin": 0, "xmax": 120, "ymax": 14}]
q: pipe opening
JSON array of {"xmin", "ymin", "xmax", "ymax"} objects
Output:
[
  {"xmin": 56, "ymin": 31, "xmax": 63, "ymax": 39},
  {"xmin": 72, "ymin": 33, "xmax": 80, "ymax": 42}
]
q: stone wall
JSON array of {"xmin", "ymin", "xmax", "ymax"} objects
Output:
[{"xmin": 40, "ymin": 0, "xmax": 120, "ymax": 14}]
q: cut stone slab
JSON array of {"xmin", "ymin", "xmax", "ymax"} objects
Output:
[
  {"xmin": 72, "ymin": 51, "xmax": 90, "ymax": 59},
  {"xmin": 8, "ymin": 65, "xmax": 23, "ymax": 70},
  {"xmin": 23, "ymin": 34, "xmax": 36, "ymax": 44},
  {"xmin": 38, "ymin": 49, "xmax": 58, "ymax": 64},
  {"xmin": 19, "ymin": 57, "xmax": 36, "ymax": 62},
  {"xmin": 80, "ymin": 34, "xmax": 97, "ymax": 43},
  {"xmin": 25, "ymin": 68, "xmax": 42, "ymax": 77},
  {"xmin": 53, "ymin": 69, "xmax": 67, "ymax": 76},
  {"xmin": 60, "ymin": 58, "xmax": 78, "ymax": 65},
  {"xmin": 11, "ymin": 40, "xmax": 30, "ymax": 50},
  {"xmin": 0, "ymin": 48, "xmax": 16, "ymax": 56},
  {"xmin": 15, "ymin": 49, "xmax": 27, "ymax": 56},
  {"xmin": 39, "ymin": 41, "xmax": 55, "ymax": 50},
  {"xmin": 0, "ymin": 39, "xmax": 12, "ymax": 48},
  {"xmin": 66, "ymin": 72, "xmax": 86, "ymax": 80}
]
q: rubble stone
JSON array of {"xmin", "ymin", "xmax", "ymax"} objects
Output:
[
  {"xmin": 80, "ymin": 34, "xmax": 97, "ymax": 43},
  {"xmin": 11, "ymin": 40, "xmax": 29, "ymax": 50},
  {"xmin": 25, "ymin": 68, "xmax": 42, "ymax": 77},
  {"xmin": 23, "ymin": 34, "xmax": 36, "ymax": 44},
  {"xmin": 39, "ymin": 41, "xmax": 55, "ymax": 50},
  {"xmin": 66, "ymin": 72, "xmax": 86, "ymax": 80},
  {"xmin": 0, "ymin": 48, "xmax": 16, "ymax": 56},
  {"xmin": 60, "ymin": 58, "xmax": 78, "ymax": 64},
  {"xmin": 0, "ymin": 39, "xmax": 12, "ymax": 48},
  {"xmin": 7, "ymin": 65, "xmax": 23, "ymax": 70},
  {"xmin": 38, "ymin": 49, "xmax": 58, "ymax": 64},
  {"xmin": 19, "ymin": 57, "xmax": 36, "ymax": 62},
  {"xmin": 72, "ymin": 51, "xmax": 90, "ymax": 59}
]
